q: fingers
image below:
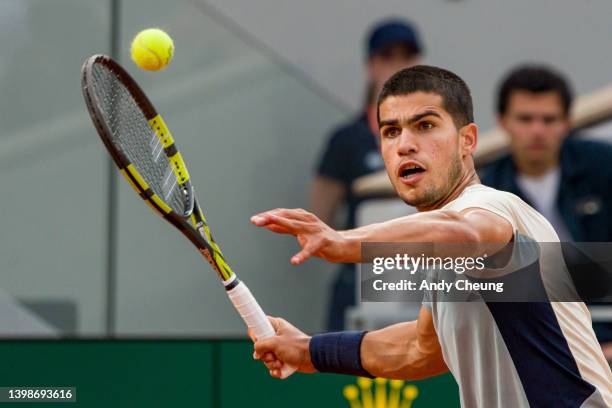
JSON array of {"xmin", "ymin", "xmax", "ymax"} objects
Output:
[
  {"xmin": 253, "ymin": 318, "xmax": 285, "ymax": 372},
  {"xmin": 251, "ymin": 213, "xmax": 275, "ymax": 227},
  {"xmin": 291, "ymin": 239, "xmax": 324, "ymax": 265},
  {"xmin": 262, "ymin": 354, "xmax": 284, "ymax": 377},
  {"xmin": 291, "ymin": 246, "xmax": 313, "ymax": 265},
  {"xmin": 269, "ymin": 368, "xmax": 283, "ymax": 378},
  {"xmin": 263, "ymin": 353, "xmax": 283, "ymax": 372},
  {"xmin": 252, "ymin": 316, "xmax": 302, "ymax": 379},
  {"xmin": 261, "ymin": 352, "xmax": 276, "ymax": 363},
  {"xmin": 251, "ymin": 209, "xmax": 332, "ymax": 266},
  {"xmin": 267, "ymin": 316, "xmax": 282, "ymax": 333},
  {"xmin": 251, "ymin": 209, "xmax": 317, "ymax": 231},
  {"xmin": 254, "ymin": 335, "xmax": 277, "ymax": 357},
  {"xmin": 259, "ymin": 208, "xmax": 314, "ymax": 222},
  {"xmin": 247, "ymin": 328, "xmax": 256, "ymax": 342},
  {"xmin": 261, "ymin": 214, "xmax": 308, "ymax": 234},
  {"xmin": 254, "ymin": 351, "xmax": 279, "ymax": 363},
  {"xmin": 251, "ymin": 215, "xmax": 297, "ymax": 235},
  {"xmin": 252, "ymin": 317, "xmax": 280, "ymax": 360},
  {"xmin": 253, "ymin": 350, "xmax": 283, "ymax": 374},
  {"xmin": 253, "ymin": 336, "xmax": 284, "ymax": 378}
]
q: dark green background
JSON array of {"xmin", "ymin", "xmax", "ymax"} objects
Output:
[{"xmin": 0, "ymin": 340, "xmax": 459, "ymax": 407}]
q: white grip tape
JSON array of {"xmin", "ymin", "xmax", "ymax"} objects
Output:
[{"xmin": 226, "ymin": 281, "xmax": 296, "ymax": 379}]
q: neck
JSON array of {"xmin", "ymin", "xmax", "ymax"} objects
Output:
[{"xmin": 416, "ymin": 168, "xmax": 480, "ymax": 212}]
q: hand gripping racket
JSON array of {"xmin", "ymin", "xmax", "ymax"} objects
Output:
[{"xmin": 81, "ymin": 54, "xmax": 294, "ymax": 378}]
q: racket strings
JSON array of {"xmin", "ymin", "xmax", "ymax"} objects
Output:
[{"xmin": 90, "ymin": 63, "xmax": 189, "ymax": 215}]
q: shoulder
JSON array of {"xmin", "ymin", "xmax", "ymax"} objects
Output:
[
  {"xmin": 564, "ymin": 136, "xmax": 612, "ymax": 157},
  {"xmin": 445, "ymin": 184, "xmax": 523, "ymax": 230},
  {"xmin": 448, "ymin": 184, "xmax": 520, "ymax": 210},
  {"xmin": 563, "ymin": 137, "xmax": 612, "ymax": 165},
  {"xmin": 562, "ymin": 137, "xmax": 612, "ymax": 180}
]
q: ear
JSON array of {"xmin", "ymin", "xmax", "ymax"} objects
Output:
[{"xmin": 459, "ymin": 123, "xmax": 478, "ymax": 156}]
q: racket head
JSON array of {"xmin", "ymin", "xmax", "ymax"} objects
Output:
[
  {"xmin": 81, "ymin": 54, "xmax": 234, "ymax": 282},
  {"xmin": 81, "ymin": 54, "xmax": 194, "ymax": 218}
]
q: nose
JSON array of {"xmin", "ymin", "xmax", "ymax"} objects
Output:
[
  {"xmin": 529, "ymin": 118, "xmax": 548, "ymax": 134},
  {"xmin": 397, "ymin": 130, "xmax": 418, "ymax": 156}
]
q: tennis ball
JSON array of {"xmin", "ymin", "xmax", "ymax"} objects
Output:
[{"xmin": 131, "ymin": 28, "xmax": 174, "ymax": 71}]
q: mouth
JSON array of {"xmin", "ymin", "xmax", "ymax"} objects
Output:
[
  {"xmin": 528, "ymin": 143, "xmax": 547, "ymax": 150},
  {"xmin": 398, "ymin": 162, "xmax": 426, "ymax": 185}
]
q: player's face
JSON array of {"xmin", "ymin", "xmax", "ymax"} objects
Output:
[
  {"xmin": 499, "ymin": 91, "xmax": 570, "ymax": 172},
  {"xmin": 378, "ymin": 92, "xmax": 465, "ymax": 208}
]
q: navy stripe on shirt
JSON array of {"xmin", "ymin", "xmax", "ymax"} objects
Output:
[{"xmin": 486, "ymin": 301, "xmax": 596, "ymax": 407}]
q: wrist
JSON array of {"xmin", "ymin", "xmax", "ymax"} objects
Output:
[
  {"xmin": 338, "ymin": 230, "xmax": 362, "ymax": 263},
  {"xmin": 308, "ymin": 331, "xmax": 374, "ymax": 377},
  {"xmin": 302, "ymin": 335, "xmax": 316, "ymax": 372}
]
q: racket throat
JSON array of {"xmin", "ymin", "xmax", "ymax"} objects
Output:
[
  {"xmin": 194, "ymin": 224, "xmax": 236, "ymax": 284},
  {"xmin": 222, "ymin": 274, "xmax": 240, "ymax": 290}
]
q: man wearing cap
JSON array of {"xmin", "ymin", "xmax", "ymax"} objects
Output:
[{"xmin": 309, "ymin": 19, "xmax": 424, "ymax": 330}]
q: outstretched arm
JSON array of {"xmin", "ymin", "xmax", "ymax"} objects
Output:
[
  {"xmin": 253, "ymin": 306, "xmax": 447, "ymax": 380},
  {"xmin": 251, "ymin": 207, "xmax": 512, "ymax": 265}
]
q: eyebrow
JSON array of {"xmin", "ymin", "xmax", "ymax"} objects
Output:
[{"xmin": 379, "ymin": 110, "xmax": 443, "ymax": 129}]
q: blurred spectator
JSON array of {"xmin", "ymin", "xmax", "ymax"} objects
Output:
[
  {"xmin": 480, "ymin": 65, "xmax": 612, "ymax": 357},
  {"xmin": 310, "ymin": 19, "xmax": 423, "ymax": 330}
]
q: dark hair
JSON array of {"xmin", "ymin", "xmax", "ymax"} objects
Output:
[
  {"xmin": 497, "ymin": 65, "xmax": 573, "ymax": 116},
  {"xmin": 377, "ymin": 65, "xmax": 474, "ymax": 128}
]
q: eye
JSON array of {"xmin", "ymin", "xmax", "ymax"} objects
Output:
[
  {"xmin": 382, "ymin": 127, "xmax": 401, "ymax": 138},
  {"xmin": 418, "ymin": 121, "xmax": 434, "ymax": 131},
  {"xmin": 516, "ymin": 114, "xmax": 533, "ymax": 124},
  {"xmin": 542, "ymin": 115, "xmax": 560, "ymax": 125}
]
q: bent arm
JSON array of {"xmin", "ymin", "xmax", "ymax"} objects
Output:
[
  {"xmin": 252, "ymin": 310, "xmax": 447, "ymax": 380},
  {"xmin": 361, "ymin": 307, "xmax": 448, "ymax": 380},
  {"xmin": 339, "ymin": 208, "xmax": 513, "ymax": 263}
]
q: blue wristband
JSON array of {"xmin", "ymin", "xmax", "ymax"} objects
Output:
[{"xmin": 309, "ymin": 331, "xmax": 374, "ymax": 378}]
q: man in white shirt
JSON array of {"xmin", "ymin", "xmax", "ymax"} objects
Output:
[{"xmin": 250, "ymin": 65, "xmax": 612, "ymax": 407}]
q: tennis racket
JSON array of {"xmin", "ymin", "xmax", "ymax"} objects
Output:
[{"xmin": 81, "ymin": 54, "xmax": 294, "ymax": 378}]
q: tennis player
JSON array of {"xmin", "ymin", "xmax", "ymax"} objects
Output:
[{"xmin": 250, "ymin": 66, "xmax": 612, "ymax": 407}]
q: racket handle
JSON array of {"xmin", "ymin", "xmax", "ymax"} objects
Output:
[{"xmin": 226, "ymin": 280, "xmax": 297, "ymax": 379}]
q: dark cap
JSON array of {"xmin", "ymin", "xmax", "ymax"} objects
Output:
[{"xmin": 366, "ymin": 19, "xmax": 423, "ymax": 58}]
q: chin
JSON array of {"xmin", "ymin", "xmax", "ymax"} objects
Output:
[
  {"xmin": 398, "ymin": 190, "xmax": 421, "ymax": 207},
  {"xmin": 399, "ymin": 186, "xmax": 441, "ymax": 209}
]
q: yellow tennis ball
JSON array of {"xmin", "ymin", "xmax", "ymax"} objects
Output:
[{"xmin": 130, "ymin": 28, "xmax": 174, "ymax": 71}]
